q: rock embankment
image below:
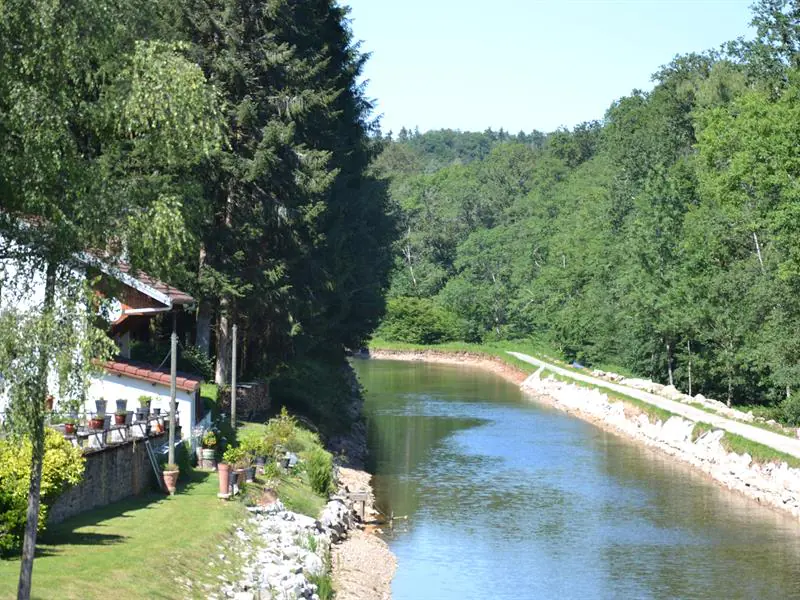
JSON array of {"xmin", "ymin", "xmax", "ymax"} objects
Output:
[
  {"xmin": 522, "ymin": 368, "xmax": 800, "ymax": 520},
  {"xmin": 214, "ymin": 497, "xmax": 351, "ymax": 600}
]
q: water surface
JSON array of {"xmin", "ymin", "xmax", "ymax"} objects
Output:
[{"xmin": 354, "ymin": 359, "xmax": 800, "ymax": 599}]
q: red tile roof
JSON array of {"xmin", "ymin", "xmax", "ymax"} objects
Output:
[{"xmin": 97, "ymin": 359, "xmax": 202, "ymax": 393}]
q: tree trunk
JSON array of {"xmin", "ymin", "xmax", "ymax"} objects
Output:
[
  {"xmin": 196, "ymin": 300, "xmax": 212, "ymax": 356},
  {"xmin": 215, "ymin": 301, "xmax": 230, "ymax": 385},
  {"xmin": 17, "ymin": 261, "xmax": 57, "ymax": 600},
  {"xmin": 687, "ymin": 340, "xmax": 692, "ymax": 397},
  {"xmin": 666, "ymin": 340, "xmax": 674, "ymax": 387},
  {"xmin": 753, "ymin": 231, "xmax": 765, "ymax": 274}
]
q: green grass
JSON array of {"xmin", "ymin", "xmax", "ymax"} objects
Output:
[
  {"xmin": 236, "ymin": 420, "xmax": 329, "ymax": 518},
  {"xmin": 0, "ymin": 471, "xmax": 245, "ymax": 600},
  {"xmin": 691, "ymin": 421, "xmax": 715, "ymax": 442},
  {"xmin": 720, "ymin": 432, "xmax": 800, "ymax": 468}
]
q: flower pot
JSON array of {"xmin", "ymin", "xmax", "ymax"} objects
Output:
[
  {"xmin": 162, "ymin": 469, "xmax": 179, "ymax": 495},
  {"xmin": 103, "ymin": 414, "xmax": 112, "ymax": 430},
  {"xmin": 95, "ymin": 399, "xmax": 107, "ymax": 414},
  {"xmin": 245, "ymin": 465, "xmax": 256, "ymax": 483},
  {"xmin": 64, "ymin": 423, "xmax": 76, "ymax": 435},
  {"xmin": 152, "ymin": 407, "xmax": 161, "ymax": 417},
  {"xmin": 235, "ymin": 469, "xmax": 246, "ymax": 488},
  {"xmin": 114, "ymin": 413, "xmax": 126, "ymax": 426},
  {"xmin": 115, "ymin": 399, "xmax": 127, "ymax": 413},
  {"xmin": 201, "ymin": 448, "xmax": 216, "ymax": 470},
  {"xmin": 218, "ymin": 463, "xmax": 231, "ymax": 496},
  {"xmin": 45, "ymin": 395, "xmax": 54, "ymax": 412},
  {"xmin": 136, "ymin": 408, "xmax": 148, "ymax": 422},
  {"xmin": 255, "ymin": 456, "xmax": 266, "ymax": 474},
  {"xmin": 89, "ymin": 417, "xmax": 104, "ymax": 430},
  {"xmin": 125, "ymin": 411, "xmax": 133, "ymax": 425}
]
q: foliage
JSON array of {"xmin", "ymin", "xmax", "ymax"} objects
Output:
[
  {"xmin": 221, "ymin": 446, "xmax": 248, "ymax": 468},
  {"xmin": 239, "ymin": 435, "xmax": 266, "ymax": 459},
  {"xmin": 374, "ymin": 3, "xmax": 800, "ymax": 419},
  {"xmin": 377, "ymin": 297, "xmax": 463, "ymax": 344},
  {"xmin": 201, "ymin": 431, "xmax": 217, "ymax": 449},
  {"xmin": 0, "ymin": 430, "xmax": 85, "ymax": 554},
  {"xmin": 305, "ymin": 447, "xmax": 334, "ymax": 497}
]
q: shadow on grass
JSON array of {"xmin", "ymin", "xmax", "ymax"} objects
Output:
[{"xmin": 37, "ymin": 469, "xmax": 212, "ymax": 549}]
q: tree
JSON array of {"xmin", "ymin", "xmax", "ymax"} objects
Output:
[{"xmin": 0, "ymin": 1, "xmax": 220, "ymax": 595}]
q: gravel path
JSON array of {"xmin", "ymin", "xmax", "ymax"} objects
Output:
[
  {"xmin": 331, "ymin": 468, "xmax": 396, "ymax": 600},
  {"xmin": 508, "ymin": 351, "xmax": 800, "ymax": 459}
]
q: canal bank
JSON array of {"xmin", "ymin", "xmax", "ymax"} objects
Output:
[{"xmin": 368, "ymin": 348, "xmax": 800, "ymax": 522}]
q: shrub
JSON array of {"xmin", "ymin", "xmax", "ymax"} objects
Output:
[
  {"xmin": 377, "ymin": 296, "xmax": 462, "ymax": 345},
  {"xmin": 263, "ymin": 407, "xmax": 299, "ymax": 458},
  {"xmin": 781, "ymin": 394, "xmax": 800, "ymax": 427},
  {"xmin": 0, "ymin": 429, "xmax": 85, "ymax": 554},
  {"xmin": 201, "ymin": 431, "xmax": 217, "ymax": 449},
  {"xmin": 222, "ymin": 446, "xmax": 248, "ymax": 468},
  {"xmin": 306, "ymin": 447, "xmax": 334, "ymax": 497},
  {"xmin": 239, "ymin": 435, "xmax": 266, "ymax": 459}
]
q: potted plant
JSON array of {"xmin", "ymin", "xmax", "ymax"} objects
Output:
[
  {"xmin": 64, "ymin": 417, "xmax": 77, "ymax": 436},
  {"xmin": 115, "ymin": 399, "xmax": 127, "ymax": 413},
  {"xmin": 240, "ymin": 436, "xmax": 261, "ymax": 482},
  {"xmin": 138, "ymin": 395, "xmax": 151, "ymax": 411},
  {"xmin": 222, "ymin": 446, "xmax": 247, "ymax": 491},
  {"xmin": 162, "ymin": 463, "xmax": 180, "ymax": 495},
  {"xmin": 89, "ymin": 414, "xmax": 104, "ymax": 430},
  {"xmin": 201, "ymin": 431, "xmax": 218, "ymax": 470},
  {"xmin": 114, "ymin": 409, "xmax": 127, "ymax": 426},
  {"xmin": 95, "ymin": 397, "xmax": 107, "ymax": 415}
]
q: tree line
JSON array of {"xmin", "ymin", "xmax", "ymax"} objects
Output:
[
  {"xmin": 0, "ymin": 1, "xmax": 395, "ymax": 595},
  {"xmin": 375, "ymin": 0, "xmax": 800, "ymax": 420}
]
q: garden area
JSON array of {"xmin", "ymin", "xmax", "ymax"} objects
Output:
[{"xmin": 0, "ymin": 407, "xmax": 337, "ymax": 599}]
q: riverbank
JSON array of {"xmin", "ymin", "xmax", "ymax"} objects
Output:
[{"xmin": 369, "ymin": 347, "xmax": 800, "ymax": 521}]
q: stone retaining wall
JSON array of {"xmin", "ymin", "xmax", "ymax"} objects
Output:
[
  {"xmin": 521, "ymin": 369, "xmax": 800, "ymax": 520},
  {"xmin": 48, "ymin": 432, "xmax": 168, "ymax": 524}
]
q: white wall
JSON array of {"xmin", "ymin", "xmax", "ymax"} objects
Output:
[{"xmin": 84, "ymin": 373, "xmax": 196, "ymax": 442}]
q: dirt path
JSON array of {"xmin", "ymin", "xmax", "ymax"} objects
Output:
[{"xmin": 331, "ymin": 467, "xmax": 396, "ymax": 600}]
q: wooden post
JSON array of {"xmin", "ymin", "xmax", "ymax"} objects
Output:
[
  {"xmin": 231, "ymin": 323, "xmax": 237, "ymax": 429},
  {"xmin": 168, "ymin": 328, "xmax": 177, "ymax": 466}
]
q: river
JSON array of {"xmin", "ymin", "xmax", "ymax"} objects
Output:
[{"xmin": 353, "ymin": 359, "xmax": 800, "ymax": 599}]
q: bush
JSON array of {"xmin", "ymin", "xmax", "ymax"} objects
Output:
[
  {"xmin": 781, "ymin": 394, "xmax": 800, "ymax": 426},
  {"xmin": 263, "ymin": 407, "xmax": 299, "ymax": 458},
  {"xmin": 377, "ymin": 296, "xmax": 462, "ymax": 345},
  {"xmin": 222, "ymin": 446, "xmax": 248, "ymax": 468},
  {"xmin": 306, "ymin": 447, "xmax": 334, "ymax": 496},
  {"xmin": 0, "ymin": 429, "xmax": 85, "ymax": 555}
]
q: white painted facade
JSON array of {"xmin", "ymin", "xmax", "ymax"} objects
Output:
[{"xmin": 87, "ymin": 373, "xmax": 196, "ymax": 441}]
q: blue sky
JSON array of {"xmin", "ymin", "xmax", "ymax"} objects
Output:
[{"xmin": 343, "ymin": 0, "xmax": 755, "ymax": 135}]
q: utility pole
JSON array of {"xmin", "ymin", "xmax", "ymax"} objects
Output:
[
  {"xmin": 168, "ymin": 327, "xmax": 177, "ymax": 466},
  {"xmin": 231, "ymin": 323, "xmax": 237, "ymax": 429}
]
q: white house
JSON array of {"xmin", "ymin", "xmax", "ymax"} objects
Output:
[{"xmin": 0, "ymin": 243, "xmax": 203, "ymax": 443}]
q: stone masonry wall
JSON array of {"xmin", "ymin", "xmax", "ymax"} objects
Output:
[{"xmin": 48, "ymin": 432, "xmax": 168, "ymax": 525}]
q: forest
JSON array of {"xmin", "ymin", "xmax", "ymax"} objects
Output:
[
  {"xmin": 0, "ymin": 0, "xmax": 396, "ymax": 422},
  {"xmin": 375, "ymin": 0, "xmax": 800, "ymax": 418}
]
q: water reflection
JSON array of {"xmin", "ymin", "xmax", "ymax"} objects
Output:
[{"xmin": 355, "ymin": 359, "xmax": 800, "ymax": 599}]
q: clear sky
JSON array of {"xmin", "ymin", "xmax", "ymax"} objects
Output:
[{"xmin": 343, "ymin": 0, "xmax": 756, "ymax": 135}]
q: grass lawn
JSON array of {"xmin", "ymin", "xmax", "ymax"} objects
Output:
[{"xmin": 0, "ymin": 471, "xmax": 244, "ymax": 600}]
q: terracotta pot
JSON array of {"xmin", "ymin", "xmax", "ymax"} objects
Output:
[
  {"xmin": 162, "ymin": 469, "xmax": 179, "ymax": 495},
  {"xmin": 218, "ymin": 463, "xmax": 231, "ymax": 496},
  {"xmin": 89, "ymin": 417, "xmax": 104, "ymax": 430},
  {"xmin": 114, "ymin": 413, "xmax": 126, "ymax": 426},
  {"xmin": 64, "ymin": 423, "xmax": 76, "ymax": 435}
]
